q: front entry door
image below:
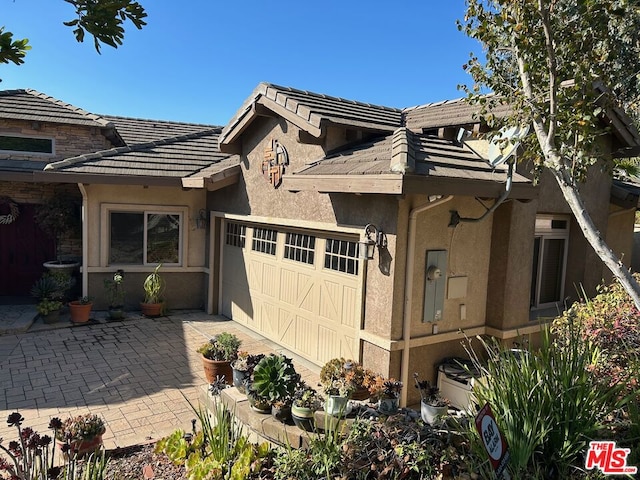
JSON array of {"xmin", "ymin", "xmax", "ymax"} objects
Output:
[{"xmin": 0, "ymin": 203, "xmax": 55, "ymax": 296}]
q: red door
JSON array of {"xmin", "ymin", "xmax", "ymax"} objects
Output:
[{"xmin": 0, "ymin": 203, "xmax": 55, "ymax": 296}]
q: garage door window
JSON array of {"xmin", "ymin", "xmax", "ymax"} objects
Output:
[
  {"xmin": 252, "ymin": 227, "xmax": 277, "ymax": 255},
  {"xmin": 226, "ymin": 222, "xmax": 246, "ymax": 248},
  {"xmin": 284, "ymin": 232, "xmax": 315, "ymax": 264},
  {"xmin": 110, "ymin": 211, "xmax": 181, "ymax": 265},
  {"xmin": 324, "ymin": 238, "xmax": 359, "ymax": 275}
]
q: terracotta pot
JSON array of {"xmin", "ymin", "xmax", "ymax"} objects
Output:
[
  {"xmin": 351, "ymin": 387, "xmax": 370, "ymax": 401},
  {"xmin": 58, "ymin": 433, "xmax": 103, "ymax": 458},
  {"xmin": 201, "ymin": 355, "xmax": 233, "ymax": 385},
  {"xmin": 140, "ymin": 302, "xmax": 163, "ymax": 318},
  {"xmin": 69, "ymin": 301, "xmax": 92, "ymax": 323}
]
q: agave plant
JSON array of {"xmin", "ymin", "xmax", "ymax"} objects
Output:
[{"xmin": 251, "ymin": 354, "xmax": 300, "ymax": 404}]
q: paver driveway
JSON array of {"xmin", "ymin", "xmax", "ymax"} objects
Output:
[{"xmin": 0, "ymin": 311, "xmax": 319, "ymax": 450}]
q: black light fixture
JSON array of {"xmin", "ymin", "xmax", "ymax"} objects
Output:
[{"xmin": 359, "ymin": 223, "xmax": 387, "ymax": 260}]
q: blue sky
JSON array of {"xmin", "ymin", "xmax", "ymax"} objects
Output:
[{"xmin": 2, "ymin": 1, "xmax": 479, "ymax": 126}]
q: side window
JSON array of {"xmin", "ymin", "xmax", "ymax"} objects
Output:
[
  {"xmin": 110, "ymin": 211, "xmax": 182, "ymax": 265},
  {"xmin": 0, "ymin": 135, "xmax": 54, "ymax": 155},
  {"xmin": 531, "ymin": 215, "xmax": 569, "ymax": 309}
]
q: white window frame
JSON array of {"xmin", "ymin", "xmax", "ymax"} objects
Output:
[
  {"xmin": 101, "ymin": 203, "xmax": 187, "ymax": 267},
  {"xmin": 0, "ymin": 133, "xmax": 56, "ymax": 156},
  {"xmin": 531, "ymin": 214, "xmax": 570, "ymax": 310}
]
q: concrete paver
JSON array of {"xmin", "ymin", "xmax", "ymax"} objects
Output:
[{"xmin": 0, "ymin": 310, "xmax": 320, "ymax": 450}]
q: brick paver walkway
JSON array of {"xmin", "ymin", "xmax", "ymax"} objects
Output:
[{"xmin": 0, "ymin": 311, "xmax": 319, "ymax": 450}]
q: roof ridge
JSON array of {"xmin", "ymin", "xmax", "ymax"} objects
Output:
[
  {"xmin": 45, "ymin": 128, "xmax": 221, "ymax": 171},
  {"xmin": 102, "ymin": 114, "xmax": 221, "ymax": 129},
  {"xmin": 264, "ymin": 82, "xmax": 403, "ymax": 113},
  {"xmin": 23, "ymin": 89, "xmax": 114, "ymax": 128}
]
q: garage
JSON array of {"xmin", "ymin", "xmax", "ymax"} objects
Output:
[{"xmin": 220, "ymin": 219, "xmax": 363, "ymax": 366}]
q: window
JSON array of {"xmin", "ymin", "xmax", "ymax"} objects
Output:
[
  {"xmin": 252, "ymin": 227, "xmax": 277, "ymax": 255},
  {"xmin": 324, "ymin": 238, "xmax": 359, "ymax": 275},
  {"xmin": 110, "ymin": 211, "xmax": 181, "ymax": 265},
  {"xmin": 225, "ymin": 222, "xmax": 246, "ymax": 248},
  {"xmin": 531, "ymin": 215, "xmax": 569, "ymax": 309},
  {"xmin": 284, "ymin": 232, "xmax": 315, "ymax": 265},
  {"xmin": 0, "ymin": 135, "xmax": 54, "ymax": 154}
]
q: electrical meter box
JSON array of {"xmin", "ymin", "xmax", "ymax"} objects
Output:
[{"xmin": 423, "ymin": 250, "xmax": 447, "ymax": 322}]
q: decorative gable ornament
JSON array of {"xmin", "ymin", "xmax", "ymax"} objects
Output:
[{"xmin": 262, "ymin": 139, "xmax": 289, "ymax": 188}]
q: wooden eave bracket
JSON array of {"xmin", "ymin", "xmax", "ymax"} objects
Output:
[{"xmin": 181, "ymin": 166, "xmax": 241, "ymax": 191}]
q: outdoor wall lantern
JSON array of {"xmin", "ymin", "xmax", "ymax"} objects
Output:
[{"xmin": 359, "ymin": 223, "xmax": 387, "ymax": 260}]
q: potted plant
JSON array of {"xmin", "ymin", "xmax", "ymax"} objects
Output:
[
  {"xmin": 140, "ymin": 264, "xmax": 165, "ymax": 317},
  {"xmin": 36, "ymin": 298, "xmax": 64, "ymax": 324},
  {"xmin": 414, "ymin": 372, "xmax": 450, "ymax": 424},
  {"xmin": 231, "ymin": 351, "xmax": 264, "ymax": 393},
  {"xmin": 30, "ymin": 275, "xmax": 65, "ymax": 324},
  {"xmin": 55, "ymin": 413, "xmax": 106, "ymax": 458},
  {"xmin": 291, "ymin": 381, "xmax": 321, "ymax": 432},
  {"xmin": 320, "ymin": 357, "xmax": 372, "ymax": 402},
  {"xmin": 197, "ymin": 332, "xmax": 241, "ymax": 385},
  {"xmin": 365, "ymin": 374, "xmax": 403, "ymax": 414},
  {"xmin": 322, "ymin": 377, "xmax": 354, "ymax": 416},
  {"xmin": 104, "ymin": 269, "xmax": 125, "ymax": 320},
  {"xmin": 250, "ymin": 353, "xmax": 299, "ymax": 421},
  {"xmin": 68, "ymin": 296, "xmax": 93, "ymax": 324}
]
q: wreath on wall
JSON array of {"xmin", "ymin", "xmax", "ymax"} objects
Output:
[{"xmin": 0, "ymin": 196, "xmax": 20, "ymax": 225}]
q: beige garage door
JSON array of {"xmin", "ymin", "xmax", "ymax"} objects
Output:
[{"xmin": 221, "ymin": 220, "xmax": 363, "ymax": 366}]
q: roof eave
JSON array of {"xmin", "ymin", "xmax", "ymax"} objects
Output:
[
  {"xmin": 32, "ymin": 170, "xmax": 186, "ymax": 187},
  {"xmin": 181, "ymin": 165, "xmax": 241, "ymax": 191},
  {"xmin": 283, "ymin": 172, "xmax": 537, "ymax": 199}
]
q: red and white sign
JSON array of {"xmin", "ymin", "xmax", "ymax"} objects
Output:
[
  {"xmin": 585, "ymin": 441, "xmax": 637, "ymax": 475},
  {"xmin": 475, "ymin": 403, "xmax": 510, "ymax": 479}
]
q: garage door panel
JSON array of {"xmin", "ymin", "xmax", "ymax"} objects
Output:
[
  {"xmin": 221, "ymin": 223, "xmax": 362, "ymax": 366},
  {"xmin": 295, "ymin": 316, "xmax": 316, "ymax": 359},
  {"xmin": 341, "ymin": 285, "xmax": 358, "ymax": 328}
]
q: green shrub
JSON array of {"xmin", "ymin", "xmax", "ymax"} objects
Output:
[{"xmin": 463, "ymin": 326, "xmax": 621, "ymax": 478}]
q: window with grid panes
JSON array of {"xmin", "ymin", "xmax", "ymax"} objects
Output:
[
  {"xmin": 324, "ymin": 238, "xmax": 359, "ymax": 275},
  {"xmin": 284, "ymin": 232, "xmax": 315, "ymax": 264},
  {"xmin": 252, "ymin": 227, "xmax": 278, "ymax": 255},
  {"xmin": 225, "ymin": 222, "xmax": 246, "ymax": 248}
]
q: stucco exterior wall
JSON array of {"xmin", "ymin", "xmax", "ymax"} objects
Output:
[
  {"xmin": 83, "ymin": 184, "xmax": 208, "ymax": 309},
  {"xmin": 605, "ymin": 206, "xmax": 635, "ymax": 282},
  {"xmin": 486, "ymin": 200, "xmax": 537, "ymax": 330},
  {"xmin": 209, "ymin": 117, "xmax": 401, "ymax": 367},
  {"xmin": 1, "ymin": 119, "xmax": 111, "ymax": 162}
]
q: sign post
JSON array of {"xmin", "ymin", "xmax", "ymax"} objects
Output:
[{"xmin": 475, "ymin": 403, "xmax": 511, "ymax": 479}]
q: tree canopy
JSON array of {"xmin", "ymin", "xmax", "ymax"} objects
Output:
[
  {"xmin": 460, "ymin": 0, "xmax": 640, "ymax": 308},
  {"xmin": 1, "ymin": 0, "xmax": 147, "ymax": 67}
]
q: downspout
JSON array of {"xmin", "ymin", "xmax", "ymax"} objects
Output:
[
  {"xmin": 77, "ymin": 183, "xmax": 89, "ymax": 297},
  {"xmin": 399, "ymin": 195, "xmax": 453, "ymax": 407}
]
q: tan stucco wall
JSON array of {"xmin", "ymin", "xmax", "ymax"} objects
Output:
[
  {"xmin": 486, "ymin": 200, "xmax": 537, "ymax": 330},
  {"xmin": 83, "ymin": 184, "xmax": 208, "ymax": 309},
  {"xmin": 407, "ymin": 195, "xmax": 493, "ymax": 336},
  {"xmin": 605, "ymin": 206, "xmax": 636, "ymax": 282},
  {"xmin": 209, "ymin": 117, "xmax": 400, "ymax": 368},
  {"xmin": 1, "ymin": 119, "xmax": 111, "ymax": 162}
]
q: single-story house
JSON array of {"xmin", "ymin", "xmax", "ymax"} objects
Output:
[{"xmin": 1, "ymin": 84, "xmax": 638, "ymax": 405}]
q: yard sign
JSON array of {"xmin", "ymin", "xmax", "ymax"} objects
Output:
[{"xmin": 475, "ymin": 402, "xmax": 511, "ymax": 479}]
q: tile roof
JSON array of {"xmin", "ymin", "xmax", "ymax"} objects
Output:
[
  {"xmin": 102, "ymin": 115, "xmax": 218, "ymax": 145},
  {"xmin": 45, "ymin": 128, "xmax": 239, "ymax": 179},
  {"xmin": 220, "ymin": 82, "xmax": 404, "ymax": 147},
  {"xmin": 0, "ymin": 89, "xmax": 112, "ymax": 128},
  {"xmin": 403, "ymin": 96, "xmax": 511, "ymax": 132},
  {"xmin": 292, "ymin": 128, "xmax": 530, "ymax": 184}
]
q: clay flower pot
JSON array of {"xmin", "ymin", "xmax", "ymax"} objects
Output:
[
  {"xmin": 201, "ymin": 355, "xmax": 233, "ymax": 385},
  {"xmin": 69, "ymin": 300, "xmax": 92, "ymax": 323}
]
